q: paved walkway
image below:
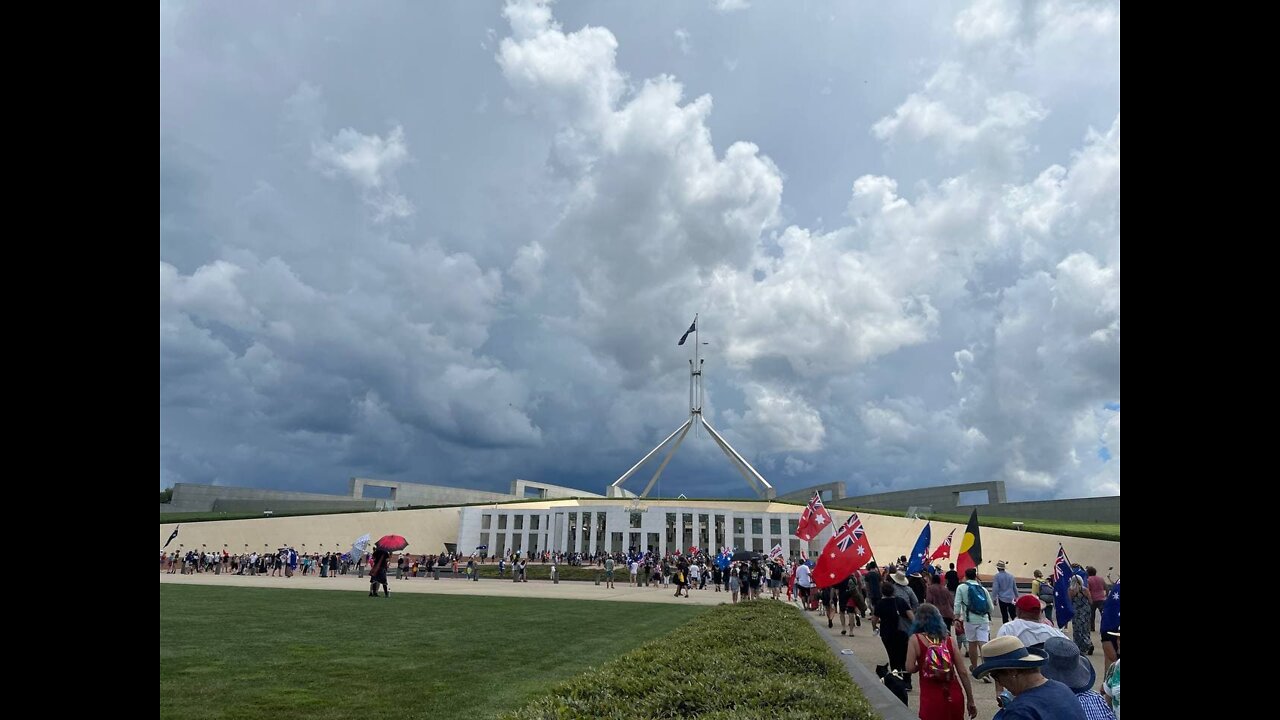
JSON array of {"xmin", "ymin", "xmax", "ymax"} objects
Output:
[{"xmin": 160, "ymin": 571, "xmax": 734, "ymax": 606}]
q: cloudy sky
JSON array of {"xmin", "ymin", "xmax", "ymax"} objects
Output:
[{"xmin": 160, "ymin": 0, "xmax": 1120, "ymax": 501}]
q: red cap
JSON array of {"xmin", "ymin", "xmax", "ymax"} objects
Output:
[{"xmin": 1016, "ymin": 595, "xmax": 1044, "ymax": 613}]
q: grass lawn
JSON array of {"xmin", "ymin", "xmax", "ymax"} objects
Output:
[{"xmin": 160, "ymin": 585, "xmax": 706, "ymax": 720}]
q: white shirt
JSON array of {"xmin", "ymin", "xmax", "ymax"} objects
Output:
[
  {"xmin": 796, "ymin": 564, "xmax": 813, "ymax": 588},
  {"xmin": 996, "ymin": 618, "xmax": 1067, "ymax": 647}
]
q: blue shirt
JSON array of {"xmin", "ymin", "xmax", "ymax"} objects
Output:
[
  {"xmin": 994, "ymin": 570, "xmax": 1018, "ymax": 602},
  {"xmin": 994, "ymin": 679, "xmax": 1087, "ymax": 720},
  {"xmin": 1077, "ymin": 690, "xmax": 1117, "ymax": 720}
]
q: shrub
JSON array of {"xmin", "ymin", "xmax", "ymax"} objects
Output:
[{"xmin": 502, "ymin": 600, "xmax": 874, "ymax": 719}]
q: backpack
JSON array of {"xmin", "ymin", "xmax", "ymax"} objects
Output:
[
  {"xmin": 1037, "ymin": 580, "xmax": 1055, "ymax": 603},
  {"xmin": 921, "ymin": 635, "xmax": 955, "ymax": 682},
  {"xmin": 964, "ymin": 581, "xmax": 990, "ymax": 617}
]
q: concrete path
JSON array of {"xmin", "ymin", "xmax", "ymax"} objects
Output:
[{"xmin": 160, "ymin": 571, "xmax": 736, "ymax": 606}]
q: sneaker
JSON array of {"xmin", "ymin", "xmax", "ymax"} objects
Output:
[
  {"xmin": 828, "ymin": 618, "xmax": 834, "ymax": 628},
  {"xmin": 841, "ymin": 630, "xmax": 847, "ymax": 635},
  {"xmin": 873, "ymin": 628, "xmax": 880, "ymax": 637},
  {"xmin": 855, "ymin": 616, "xmax": 861, "ymax": 627}
]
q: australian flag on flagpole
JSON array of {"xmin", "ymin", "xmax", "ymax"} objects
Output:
[
  {"xmin": 678, "ymin": 317, "xmax": 697, "ymax": 346},
  {"xmin": 1051, "ymin": 544, "xmax": 1074, "ymax": 629},
  {"xmin": 1100, "ymin": 580, "xmax": 1120, "ymax": 637},
  {"xmin": 164, "ymin": 525, "xmax": 180, "ymax": 549},
  {"xmin": 905, "ymin": 522, "xmax": 932, "ymax": 575}
]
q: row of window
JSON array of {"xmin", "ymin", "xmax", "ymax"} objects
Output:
[
  {"xmin": 483, "ymin": 512, "xmax": 796, "ymax": 534},
  {"xmin": 475, "ymin": 530, "xmax": 806, "ymax": 557}
]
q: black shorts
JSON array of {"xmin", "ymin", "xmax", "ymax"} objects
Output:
[{"xmin": 820, "ymin": 588, "xmax": 835, "ymax": 607}]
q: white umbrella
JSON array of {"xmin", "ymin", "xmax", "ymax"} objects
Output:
[{"xmin": 351, "ymin": 533, "xmax": 371, "ymax": 560}]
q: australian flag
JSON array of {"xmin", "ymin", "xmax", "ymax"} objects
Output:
[
  {"xmin": 678, "ymin": 318, "xmax": 697, "ymax": 346},
  {"xmin": 164, "ymin": 525, "xmax": 180, "ymax": 549},
  {"xmin": 1100, "ymin": 580, "xmax": 1120, "ymax": 637},
  {"xmin": 905, "ymin": 522, "xmax": 932, "ymax": 575},
  {"xmin": 1051, "ymin": 544, "xmax": 1074, "ymax": 629},
  {"xmin": 716, "ymin": 546, "xmax": 733, "ymax": 570}
]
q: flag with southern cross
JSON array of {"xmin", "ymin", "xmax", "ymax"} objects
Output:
[
  {"xmin": 1051, "ymin": 544, "xmax": 1075, "ymax": 629},
  {"xmin": 905, "ymin": 522, "xmax": 932, "ymax": 575},
  {"xmin": 812, "ymin": 514, "xmax": 874, "ymax": 589}
]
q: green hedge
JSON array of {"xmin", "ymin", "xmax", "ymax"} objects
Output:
[{"xmin": 501, "ymin": 600, "xmax": 875, "ymax": 720}]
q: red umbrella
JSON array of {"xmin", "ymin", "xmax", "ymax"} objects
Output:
[{"xmin": 375, "ymin": 534, "xmax": 409, "ymax": 552}]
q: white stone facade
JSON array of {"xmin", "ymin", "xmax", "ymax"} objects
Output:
[{"xmin": 458, "ymin": 503, "xmax": 815, "ymax": 558}]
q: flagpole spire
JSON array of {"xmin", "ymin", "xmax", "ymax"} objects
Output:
[{"xmin": 608, "ymin": 313, "xmax": 775, "ymax": 499}]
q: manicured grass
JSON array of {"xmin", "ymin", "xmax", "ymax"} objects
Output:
[
  {"xmin": 503, "ymin": 600, "xmax": 875, "ymax": 719},
  {"xmin": 160, "ymin": 585, "xmax": 706, "ymax": 720}
]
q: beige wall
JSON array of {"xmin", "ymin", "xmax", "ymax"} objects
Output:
[
  {"xmin": 160, "ymin": 507, "xmax": 461, "ymax": 557},
  {"xmin": 160, "ymin": 499, "xmax": 1119, "ymax": 579},
  {"xmin": 852, "ymin": 513, "xmax": 1119, "ymax": 580}
]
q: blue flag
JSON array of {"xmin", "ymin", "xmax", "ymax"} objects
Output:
[
  {"xmin": 1100, "ymin": 580, "xmax": 1120, "ymax": 635},
  {"xmin": 678, "ymin": 318, "xmax": 697, "ymax": 346},
  {"xmin": 716, "ymin": 547, "xmax": 732, "ymax": 570},
  {"xmin": 164, "ymin": 525, "xmax": 180, "ymax": 549},
  {"xmin": 905, "ymin": 523, "xmax": 931, "ymax": 575},
  {"xmin": 1051, "ymin": 545, "xmax": 1075, "ymax": 629}
]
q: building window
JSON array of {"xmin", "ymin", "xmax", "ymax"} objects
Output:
[
  {"xmin": 751, "ymin": 518, "xmax": 763, "ymax": 535},
  {"xmin": 733, "ymin": 517, "xmax": 745, "ymax": 536},
  {"xmin": 630, "ymin": 511, "xmax": 642, "ymax": 529},
  {"xmin": 788, "ymin": 519, "xmax": 799, "ymax": 536},
  {"xmin": 666, "ymin": 513, "xmax": 676, "ymax": 547},
  {"xmin": 770, "ymin": 518, "xmax": 781, "ymax": 535},
  {"xmin": 515, "ymin": 515, "xmax": 524, "ymax": 530},
  {"xmin": 752, "ymin": 538, "xmax": 763, "ymax": 553},
  {"xmin": 481, "ymin": 514, "xmax": 492, "ymax": 530},
  {"xmin": 498, "ymin": 514, "xmax": 508, "ymax": 530},
  {"xmin": 480, "ymin": 532, "xmax": 490, "ymax": 549},
  {"xmin": 530, "ymin": 515, "xmax": 540, "ymax": 531}
]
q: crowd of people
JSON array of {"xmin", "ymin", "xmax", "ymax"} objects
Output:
[{"xmin": 786, "ymin": 556, "xmax": 1120, "ymax": 720}]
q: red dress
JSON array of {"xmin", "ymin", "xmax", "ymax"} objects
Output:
[{"xmin": 915, "ymin": 634, "xmax": 965, "ymax": 720}]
